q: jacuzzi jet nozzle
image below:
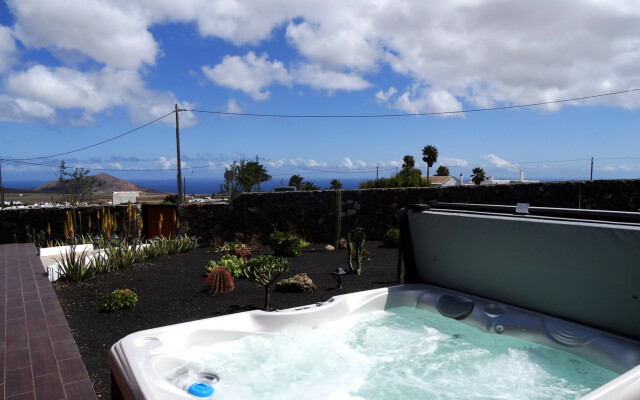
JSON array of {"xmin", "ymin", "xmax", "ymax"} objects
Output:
[{"xmin": 199, "ymin": 372, "xmax": 220, "ymax": 383}]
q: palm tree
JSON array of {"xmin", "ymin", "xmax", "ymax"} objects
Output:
[
  {"xmin": 401, "ymin": 155, "xmax": 415, "ymax": 171},
  {"xmin": 422, "ymin": 145, "xmax": 438, "ymax": 184},
  {"xmin": 435, "ymin": 165, "xmax": 450, "ymax": 176},
  {"xmin": 471, "ymin": 167, "xmax": 486, "ymax": 185}
]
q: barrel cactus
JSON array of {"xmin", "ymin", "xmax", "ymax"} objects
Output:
[{"xmin": 204, "ymin": 267, "xmax": 235, "ymax": 294}]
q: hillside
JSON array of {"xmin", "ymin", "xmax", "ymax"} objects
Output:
[{"xmin": 32, "ymin": 173, "xmax": 165, "ymax": 194}]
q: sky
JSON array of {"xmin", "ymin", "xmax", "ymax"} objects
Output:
[{"xmin": 1, "ymin": 0, "xmax": 640, "ymax": 189}]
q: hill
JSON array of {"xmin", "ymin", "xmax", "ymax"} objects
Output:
[{"xmin": 32, "ymin": 173, "xmax": 166, "ymax": 194}]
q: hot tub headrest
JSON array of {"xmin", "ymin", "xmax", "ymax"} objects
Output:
[{"xmin": 401, "ymin": 204, "xmax": 640, "ymax": 341}]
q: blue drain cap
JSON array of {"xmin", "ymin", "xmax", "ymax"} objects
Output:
[{"xmin": 188, "ymin": 382, "xmax": 214, "ymax": 397}]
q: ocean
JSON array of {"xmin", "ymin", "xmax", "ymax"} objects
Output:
[
  {"xmin": 3, "ymin": 176, "xmax": 572, "ymax": 195},
  {"xmin": 2, "ymin": 177, "xmax": 369, "ymax": 194},
  {"xmin": 132, "ymin": 177, "xmax": 367, "ymax": 194}
]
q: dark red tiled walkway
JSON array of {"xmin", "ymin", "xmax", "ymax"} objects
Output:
[{"xmin": 1, "ymin": 243, "xmax": 97, "ymax": 400}]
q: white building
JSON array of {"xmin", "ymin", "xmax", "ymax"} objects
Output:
[
  {"xmin": 425, "ymin": 176, "xmax": 462, "ymax": 187},
  {"xmin": 113, "ymin": 191, "xmax": 139, "ymax": 205},
  {"xmin": 468, "ymin": 169, "xmax": 539, "ymax": 185}
]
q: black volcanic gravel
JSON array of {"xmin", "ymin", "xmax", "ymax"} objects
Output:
[{"xmin": 53, "ymin": 242, "xmax": 400, "ymax": 399}]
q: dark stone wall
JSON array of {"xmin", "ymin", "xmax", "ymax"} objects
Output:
[
  {"xmin": 2, "ymin": 180, "xmax": 638, "ymax": 245},
  {"xmin": 0, "ymin": 204, "xmax": 142, "ymax": 244},
  {"xmin": 179, "ymin": 179, "xmax": 640, "ymax": 244}
]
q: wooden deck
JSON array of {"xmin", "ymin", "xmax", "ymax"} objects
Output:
[{"xmin": 1, "ymin": 243, "xmax": 97, "ymax": 400}]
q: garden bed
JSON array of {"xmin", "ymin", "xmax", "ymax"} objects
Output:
[{"xmin": 53, "ymin": 241, "xmax": 399, "ymax": 399}]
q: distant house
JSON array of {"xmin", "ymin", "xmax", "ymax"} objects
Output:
[
  {"xmin": 424, "ymin": 176, "xmax": 461, "ymax": 187},
  {"xmin": 472, "ymin": 169, "xmax": 539, "ymax": 186},
  {"xmin": 113, "ymin": 191, "xmax": 139, "ymax": 205}
]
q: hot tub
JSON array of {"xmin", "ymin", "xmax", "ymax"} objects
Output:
[{"xmin": 110, "ymin": 203, "xmax": 640, "ymax": 399}]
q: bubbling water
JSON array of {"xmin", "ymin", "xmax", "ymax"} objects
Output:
[{"xmin": 165, "ymin": 307, "xmax": 618, "ymax": 399}]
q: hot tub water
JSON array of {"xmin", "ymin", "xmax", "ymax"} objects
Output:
[{"xmin": 165, "ymin": 306, "xmax": 618, "ymax": 399}]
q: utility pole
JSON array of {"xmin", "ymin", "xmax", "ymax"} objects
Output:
[
  {"xmin": 175, "ymin": 104, "xmax": 182, "ymax": 205},
  {"xmin": 183, "ymin": 176, "xmax": 186, "ymax": 203},
  {"xmin": 0, "ymin": 158, "xmax": 4, "ymax": 208},
  {"xmin": 590, "ymin": 157, "xmax": 593, "ymax": 181},
  {"xmin": 376, "ymin": 165, "xmax": 379, "ymax": 180}
]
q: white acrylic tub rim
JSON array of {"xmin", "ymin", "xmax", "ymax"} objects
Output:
[{"xmin": 108, "ymin": 284, "xmax": 640, "ymax": 400}]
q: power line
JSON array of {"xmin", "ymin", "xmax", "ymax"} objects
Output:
[
  {"xmin": 6, "ymin": 110, "xmax": 175, "ymax": 162},
  {"xmin": 5, "ymin": 156, "xmax": 635, "ymax": 175},
  {"xmin": 185, "ymin": 88, "xmax": 640, "ymax": 118},
  {"xmin": 4, "ymin": 87, "xmax": 639, "ymax": 163}
]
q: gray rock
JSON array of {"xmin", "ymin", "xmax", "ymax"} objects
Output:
[{"xmin": 276, "ymin": 273, "xmax": 317, "ymax": 292}]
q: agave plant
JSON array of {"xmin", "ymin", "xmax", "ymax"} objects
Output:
[{"xmin": 56, "ymin": 246, "xmax": 94, "ymax": 282}]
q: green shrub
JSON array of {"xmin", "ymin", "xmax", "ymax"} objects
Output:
[
  {"xmin": 242, "ymin": 255, "xmax": 290, "ymax": 310},
  {"xmin": 269, "ymin": 231, "xmax": 301, "ymax": 257},
  {"xmin": 268, "ymin": 231, "xmax": 286, "ymax": 245},
  {"xmin": 383, "ymin": 228, "xmax": 400, "ymax": 248},
  {"xmin": 204, "ymin": 254, "xmax": 245, "ymax": 277},
  {"xmin": 103, "ymin": 289, "xmax": 138, "ymax": 311}
]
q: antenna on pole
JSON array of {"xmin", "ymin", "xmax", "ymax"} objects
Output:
[{"xmin": 175, "ymin": 104, "xmax": 183, "ymax": 205}]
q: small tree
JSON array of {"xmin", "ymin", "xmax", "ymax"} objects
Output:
[
  {"xmin": 57, "ymin": 160, "xmax": 101, "ymax": 242},
  {"xmin": 58, "ymin": 160, "xmax": 100, "ymax": 206},
  {"xmin": 237, "ymin": 159, "xmax": 271, "ymax": 192},
  {"xmin": 242, "ymin": 255, "xmax": 290, "ymax": 310},
  {"xmin": 288, "ymin": 175, "xmax": 319, "ymax": 191},
  {"xmin": 422, "ymin": 145, "xmax": 438, "ymax": 185},
  {"xmin": 288, "ymin": 174, "xmax": 304, "ymax": 188},
  {"xmin": 220, "ymin": 159, "xmax": 271, "ymax": 194},
  {"xmin": 330, "ymin": 179, "xmax": 343, "ymax": 190},
  {"xmin": 435, "ymin": 165, "xmax": 450, "ymax": 176},
  {"xmin": 219, "ymin": 162, "xmax": 241, "ymax": 197},
  {"xmin": 471, "ymin": 167, "xmax": 486, "ymax": 185}
]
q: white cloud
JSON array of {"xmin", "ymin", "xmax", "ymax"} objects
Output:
[
  {"xmin": 439, "ymin": 157, "xmax": 469, "ymax": 168},
  {"xmin": 158, "ymin": 157, "xmax": 186, "ymax": 170},
  {"xmin": 5, "ymin": 65, "xmax": 195, "ymax": 126},
  {"xmin": 192, "ymin": 0, "xmax": 640, "ymax": 110},
  {"xmin": 5, "ymin": 0, "xmax": 640, "ymax": 126},
  {"xmin": 482, "ymin": 154, "xmax": 519, "ymax": 171},
  {"xmin": 376, "ymin": 87, "xmax": 397, "ymax": 102},
  {"xmin": 599, "ymin": 164, "xmax": 634, "ymax": 172},
  {"xmin": 202, "ymin": 52, "xmax": 291, "ymax": 101},
  {"xmin": 0, "ymin": 95, "xmax": 55, "ymax": 122},
  {"xmin": 267, "ymin": 159, "xmax": 285, "ymax": 168},
  {"xmin": 192, "ymin": 1, "xmax": 295, "ymax": 46},
  {"xmin": 285, "ymin": 16, "xmax": 379, "ymax": 71},
  {"xmin": 0, "ymin": 25, "xmax": 16, "ymax": 72},
  {"xmin": 8, "ymin": 0, "xmax": 158, "ymax": 69},
  {"xmin": 341, "ymin": 157, "xmax": 366, "ymax": 169},
  {"xmin": 393, "ymin": 86, "xmax": 463, "ymax": 115},
  {"xmin": 294, "ymin": 63, "xmax": 370, "ymax": 91},
  {"xmin": 6, "ymin": 66, "xmax": 131, "ymax": 112},
  {"xmin": 158, "ymin": 157, "xmax": 174, "ymax": 170},
  {"xmin": 225, "ymin": 99, "xmax": 243, "ymax": 114},
  {"xmin": 289, "ymin": 158, "xmax": 327, "ymax": 167}
]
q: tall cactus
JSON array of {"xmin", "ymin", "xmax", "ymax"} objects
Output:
[
  {"xmin": 347, "ymin": 227, "xmax": 366, "ymax": 275},
  {"xmin": 204, "ymin": 267, "xmax": 235, "ymax": 294},
  {"xmin": 334, "ymin": 189, "xmax": 342, "ymax": 248}
]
